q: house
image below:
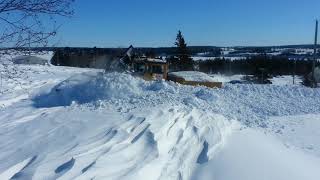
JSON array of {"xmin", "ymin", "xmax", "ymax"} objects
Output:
[
  {"xmin": 120, "ymin": 45, "xmax": 221, "ymax": 87},
  {"xmin": 167, "ymin": 71, "xmax": 222, "ymax": 88},
  {"xmin": 121, "ymin": 46, "xmax": 168, "ymax": 81},
  {"xmin": 130, "ymin": 57, "xmax": 168, "ymax": 81},
  {"xmin": 143, "ymin": 58, "xmax": 168, "ymax": 80}
]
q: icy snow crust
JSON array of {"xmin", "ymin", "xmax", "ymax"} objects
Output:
[{"xmin": 1, "ymin": 65, "xmax": 320, "ymax": 180}]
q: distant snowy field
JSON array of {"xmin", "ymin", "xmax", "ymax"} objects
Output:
[
  {"xmin": 192, "ymin": 56, "xmax": 246, "ymax": 61},
  {"xmin": 209, "ymin": 74, "xmax": 303, "ymax": 85},
  {"xmin": 0, "ymin": 50, "xmax": 53, "ymax": 64},
  {"xmin": 0, "ymin": 57, "xmax": 320, "ymax": 179}
]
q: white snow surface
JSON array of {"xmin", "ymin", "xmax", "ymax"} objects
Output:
[
  {"xmin": 169, "ymin": 71, "xmax": 217, "ymax": 82},
  {"xmin": 208, "ymin": 74, "xmax": 247, "ymax": 83},
  {"xmin": 208, "ymin": 74, "xmax": 304, "ymax": 86},
  {"xmin": 0, "ymin": 64, "xmax": 320, "ymax": 180},
  {"xmin": 270, "ymin": 75, "xmax": 303, "ymax": 85}
]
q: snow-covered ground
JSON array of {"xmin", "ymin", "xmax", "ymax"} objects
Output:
[
  {"xmin": 0, "ymin": 63, "xmax": 320, "ymax": 180},
  {"xmin": 209, "ymin": 74, "xmax": 247, "ymax": 83},
  {"xmin": 209, "ymin": 74, "xmax": 303, "ymax": 85},
  {"xmin": 270, "ymin": 75, "xmax": 303, "ymax": 85}
]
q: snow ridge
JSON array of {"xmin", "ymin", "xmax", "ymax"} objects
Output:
[{"xmin": 1, "ymin": 66, "xmax": 320, "ymax": 180}]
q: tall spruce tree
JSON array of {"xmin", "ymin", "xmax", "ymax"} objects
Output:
[{"xmin": 174, "ymin": 30, "xmax": 193, "ymax": 70}]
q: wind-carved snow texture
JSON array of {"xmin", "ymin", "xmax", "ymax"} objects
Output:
[
  {"xmin": 32, "ymin": 72, "xmax": 144, "ymax": 107},
  {"xmin": 1, "ymin": 156, "xmax": 37, "ymax": 180},
  {"xmin": 55, "ymin": 158, "xmax": 75, "ymax": 175},
  {"xmin": 197, "ymin": 141, "xmax": 209, "ymax": 164},
  {"xmin": 0, "ymin": 64, "xmax": 320, "ymax": 180}
]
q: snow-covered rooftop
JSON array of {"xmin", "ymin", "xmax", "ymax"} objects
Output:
[
  {"xmin": 145, "ymin": 58, "xmax": 167, "ymax": 63},
  {"xmin": 169, "ymin": 71, "xmax": 217, "ymax": 82}
]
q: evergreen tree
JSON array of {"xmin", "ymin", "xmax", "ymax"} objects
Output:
[{"xmin": 174, "ymin": 30, "xmax": 193, "ymax": 71}]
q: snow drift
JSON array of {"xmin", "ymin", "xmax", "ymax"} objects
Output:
[
  {"xmin": 32, "ymin": 72, "xmax": 145, "ymax": 107},
  {"xmin": 1, "ymin": 65, "xmax": 320, "ymax": 180}
]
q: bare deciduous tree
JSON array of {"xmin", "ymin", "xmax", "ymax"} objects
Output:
[
  {"xmin": 0, "ymin": 0, "xmax": 74, "ymax": 94},
  {"xmin": 0, "ymin": 0, "xmax": 74, "ymax": 48}
]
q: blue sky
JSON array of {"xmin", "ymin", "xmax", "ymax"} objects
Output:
[{"xmin": 56, "ymin": 0, "xmax": 320, "ymax": 47}]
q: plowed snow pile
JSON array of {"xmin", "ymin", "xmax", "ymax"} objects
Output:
[{"xmin": 0, "ymin": 64, "xmax": 320, "ymax": 180}]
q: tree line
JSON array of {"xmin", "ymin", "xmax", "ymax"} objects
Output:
[{"xmin": 197, "ymin": 56, "xmax": 315, "ymax": 76}]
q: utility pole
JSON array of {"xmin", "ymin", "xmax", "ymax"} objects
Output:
[{"xmin": 312, "ymin": 20, "xmax": 318, "ymax": 88}]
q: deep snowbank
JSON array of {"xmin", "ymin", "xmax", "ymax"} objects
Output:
[
  {"xmin": 0, "ymin": 98, "xmax": 238, "ymax": 180},
  {"xmin": 32, "ymin": 72, "xmax": 145, "ymax": 107},
  {"xmin": 1, "ymin": 66, "xmax": 320, "ymax": 180},
  {"xmin": 192, "ymin": 128, "xmax": 320, "ymax": 180},
  {"xmin": 32, "ymin": 71, "xmax": 320, "ymax": 126}
]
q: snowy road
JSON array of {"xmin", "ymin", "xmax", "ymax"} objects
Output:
[{"xmin": 0, "ymin": 65, "xmax": 320, "ymax": 180}]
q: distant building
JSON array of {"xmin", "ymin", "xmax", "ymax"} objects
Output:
[
  {"xmin": 121, "ymin": 46, "xmax": 169, "ymax": 80},
  {"xmin": 143, "ymin": 58, "xmax": 168, "ymax": 80},
  {"xmin": 128, "ymin": 56, "xmax": 168, "ymax": 80}
]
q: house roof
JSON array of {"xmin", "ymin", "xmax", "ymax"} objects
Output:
[
  {"xmin": 168, "ymin": 71, "xmax": 216, "ymax": 82},
  {"xmin": 145, "ymin": 58, "xmax": 167, "ymax": 64}
]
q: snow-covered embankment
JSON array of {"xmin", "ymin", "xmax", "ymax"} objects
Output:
[{"xmin": 0, "ymin": 66, "xmax": 320, "ymax": 180}]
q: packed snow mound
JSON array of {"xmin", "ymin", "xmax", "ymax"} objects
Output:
[
  {"xmin": 33, "ymin": 72, "xmax": 145, "ymax": 107},
  {"xmin": 169, "ymin": 71, "xmax": 217, "ymax": 82},
  {"xmin": 209, "ymin": 84, "xmax": 320, "ymax": 127},
  {"xmin": 0, "ymin": 102, "xmax": 238, "ymax": 180},
  {"xmin": 28, "ymin": 70, "xmax": 320, "ymax": 125}
]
